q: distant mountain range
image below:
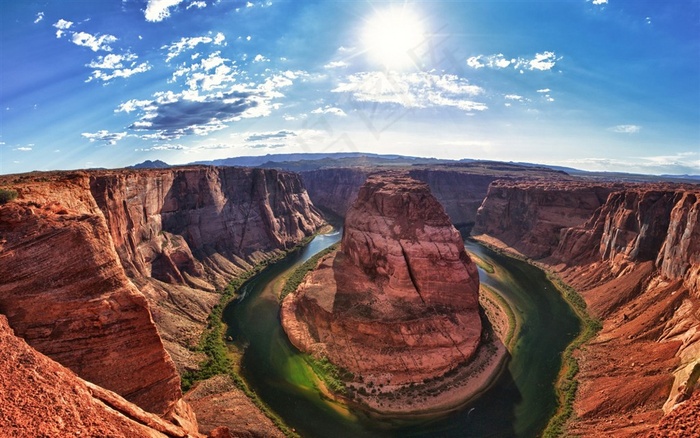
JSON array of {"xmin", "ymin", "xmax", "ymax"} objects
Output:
[{"xmin": 129, "ymin": 153, "xmax": 700, "ymax": 184}]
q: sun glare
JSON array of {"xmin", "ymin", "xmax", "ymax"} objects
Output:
[{"xmin": 362, "ymin": 7, "xmax": 426, "ymax": 70}]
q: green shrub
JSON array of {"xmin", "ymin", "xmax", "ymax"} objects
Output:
[{"xmin": 0, "ymin": 188, "xmax": 18, "ymax": 204}]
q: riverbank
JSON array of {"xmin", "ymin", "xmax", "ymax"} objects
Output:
[{"xmin": 471, "ymin": 234, "xmax": 599, "ymax": 437}]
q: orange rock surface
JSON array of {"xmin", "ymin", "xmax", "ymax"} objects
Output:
[
  {"xmin": 282, "ymin": 173, "xmax": 482, "ymax": 388},
  {"xmin": 474, "ymin": 180, "xmax": 700, "ymax": 436}
]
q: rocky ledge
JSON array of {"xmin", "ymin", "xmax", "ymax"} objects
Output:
[{"xmin": 282, "ymin": 173, "xmax": 504, "ymax": 414}]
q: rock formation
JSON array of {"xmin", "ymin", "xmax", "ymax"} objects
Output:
[
  {"xmin": 282, "ymin": 173, "xmax": 482, "ymax": 391},
  {"xmin": 474, "ymin": 180, "xmax": 700, "ymax": 436},
  {"xmin": 0, "ymin": 167, "xmax": 324, "ymax": 436},
  {"xmin": 89, "ymin": 167, "xmax": 324, "ymax": 372},
  {"xmin": 0, "ymin": 314, "xmax": 202, "ymax": 437},
  {"xmin": 0, "ymin": 173, "xmax": 181, "ymax": 416}
]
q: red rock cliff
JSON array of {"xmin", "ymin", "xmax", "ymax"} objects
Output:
[
  {"xmin": 0, "ymin": 314, "xmax": 201, "ymax": 437},
  {"xmin": 89, "ymin": 166, "xmax": 325, "ymax": 371},
  {"xmin": 282, "ymin": 173, "xmax": 482, "ymax": 389},
  {"xmin": 0, "ymin": 173, "xmax": 181, "ymax": 416},
  {"xmin": 474, "ymin": 180, "xmax": 700, "ymax": 436}
]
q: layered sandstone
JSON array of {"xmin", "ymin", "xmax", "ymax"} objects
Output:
[
  {"xmin": 0, "ymin": 314, "xmax": 203, "ymax": 438},
  {"xmin": 282, "ymin": 173, "xmax": 483, "ymax": 397},
  {"xmin": 90, "ymin": 167, "xmax": 324, "ymax": 372},
  {"xmin": 0, "ymin": 167, "xmax": 323, "ymax": 436},
  {"xmin": 0, "ymin": 173, "xmax": 181, "ymax": 416},
  {"xmin": 474, "ymin": 180, "xmax": 700, "ymax": 436}
]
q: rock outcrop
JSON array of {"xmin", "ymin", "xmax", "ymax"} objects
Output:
[
  {"xmin": 0, "ymin": 314, "xmax": 203, "ymax": 438},
  {"xmin": 89, "ymin": 167, "xmax": 325, "ymax": 372},
  {"xmin": 282, "ymin": 173, "xmax": 482, "ymax": 391},
  {"xmin": 0, "ymin": 173, "xmax": 181, "ymax": 416},
  {"xmin": 474, "ymin": 180, "xmax": 700, "ymax": 436},
  {"xmin": 0, "ymin": 167, "xmax": 324, "ymax": 436}
]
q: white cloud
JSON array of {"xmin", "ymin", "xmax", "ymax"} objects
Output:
[
  {"xmin": 311, "ymin": 106, "xmax": 347, "ymax": 116},
  {"xmin": 14, "ymin": 147, "xmax": 33, "ymax": 152},
  {"xmin": 120, "ymin": 71, "xmax": 299, "ymax": 139},
  {"xmin": 187, "ymin": 1, "xmax": 207, "ymax": 9},
  {"xmin": 592, "ymin": 0, "xmax": 608, "ymax": 5},
  {"xmin": 334, "ymin": 71, "xmax": 487, "ymax": 112},
  {"xmin": 163, "ymin": 32, "xmax": 226, "ymax": 62},
  {"xmin": 82, "ymin": 130, "xmax": 127, "ymax": 145},
  {"xmin": 34, "ymin": 12, "xmax": 44, "ymax": 24},
  {"xmin": 610, "ymin": 124, "xmax": 641, "ymax": 134},
  {"xmin": 505, "ymin": 94, "xmax": 523, "ymax": 101},
  {"xmin": 135, "ymin": 144, "xmax": 186, "ymax": 151},
  {"xmin": 53, "ymin": 19, "xmax": 73, "ymax": 38},
  {"xmin": 467, "ymin": 51, "xmax": 561, "ymax": 72},
  {"xmin": 537, "ymin": 88, "xmax": 551, "ymax": 93},
  {"xmin": 86, "ymin": 53, "xmax": 151, "ymax": 83},
  {"xmin": 144, "ymin": 0, "xmax": 185, "ymax": 22},
  {"xmin": 246, "ymin": 1, "xmax": 254, "ymax": 7},
  {"xmin": 324, "ymin": 61, "xmax": 349, "ymax": 69},
  {"xmin": 72, "ymin": 31, "xmax": 118, "ymax": 52},
  {"xmin": 253, "ymin": 54, "xmax": 269, "ymax": 63}
]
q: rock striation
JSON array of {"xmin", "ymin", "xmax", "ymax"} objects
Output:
[
  {"xmin": 0, "ymin": 173, "xmax": 181, "ymax": 416},
  {"xmin": 282, "ymin": 173, "xmax": 482, "ymax": 391},
  {"xmin": 0, "ymin": 167, "xmax": 323, "ymax": 436},
  {"xmin": 0, "ymin": 314, "xmax": 203, "ymax": 438},
  {"xmin": 474, "ymin": 180, "xmax": 700, "ymax": 436},
  {"xmin": 89, "ymin": 167, "xmax": 324, "ymax": 372}
]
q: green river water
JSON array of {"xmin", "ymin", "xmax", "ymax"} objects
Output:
[{"xmin": 223, "ymin": 232, "xmax": 580, "ymax": 437}]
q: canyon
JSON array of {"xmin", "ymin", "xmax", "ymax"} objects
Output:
[
  {"xmin": 0, "ymin": 160, "xmax": 697, "ymax": 436},
  {"xmin": 281, "ymin": 173, "xmax": 502, "ymax": 414},
  {"xmin": 0, "ymin": 167, "xmax": 323, "ymax": 437}
]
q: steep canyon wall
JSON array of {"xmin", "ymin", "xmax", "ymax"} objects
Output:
[{"xmin": 474, "ymin": 180, "xmax": 700, "ymax": 436}]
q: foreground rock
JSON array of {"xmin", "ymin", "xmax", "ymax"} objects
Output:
[
  {"xmin": 474, "ymin": 181, "xmax": 700, "ymax": 436},
  {"xmin": 282, "ymin": 173, "xmax": 497, "ymax": 413},
  {"xmin": 0, "ymin": 314, "xmax": 202, "ymax": 438}
]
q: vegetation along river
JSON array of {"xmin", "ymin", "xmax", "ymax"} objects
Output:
[{"xmin": 223, "ymin": 231, "xmax": 581, "ymax": 437}]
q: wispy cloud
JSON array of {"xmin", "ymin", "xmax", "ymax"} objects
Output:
[
  {"xmin": 52, "ymin": 19, "xmax": 73, "ymax": 38},
  {"xmin": 144, "ymin": 0, "xmax": 186, "ymax": 22},
  {"xmin": 504, "ymin": 94, "xmax": 523, "ymax": 101},
  {"xmin": 610, "ymin": 124, "xmax": 641, "ymax": 134},
  {"xmin": 334, "ymin": 71, "xmax": 487, "ymax": 112},
  {"xmin": 71, "ymin": 31, "xmax": 118, "ymax": 52},
  {"xmin": 13, "ymin": 146, "xmax": 33, "ymax": 152},
  {"xmin": 537, "ymin": 88, "xmax": 551, "ymax": 93},
  {"xmin": 34, "ymin": 12, "xmax": 44, "ymax": 24},
  {"xmin": 592, "ymin": 0, "xmax": 608, "ymax": 5},
  {"xmin": 311, "ymin": 106, "xmax": 347, "ymax": 116},
  {"xmin": 82, "ymin": 130, "xmax": 127, "ymax": 145},
  {"xmin": 467, "ymin": 51, "xmax": 561, "ymax": 72},
  {"xmin": 135, "ymin": 144, "xmax": 186, "ymax": 151},
  {"xmin": 86, "ymin": 53, "xmax": 151, "ymax": 83},
  {"xmin": 187, "ymin": 1, "xmax": 207, "ymax": 10},
  {"xmin": 245, "ymin": 130, "xmax": 296, "ymax": 142},
  {"xmin": 324, "ymin": 61, "xmax": 349, "ymax": 69},
  {"xmin": 163, "ymin": 32, "xmax": 226, "ymax": 62}
]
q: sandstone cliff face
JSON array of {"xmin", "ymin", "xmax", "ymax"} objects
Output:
[
  {"xmin": 0, "ymin": 173, "xmax": 181, "ymax": 416},
  {"xmin": 474, "ymin": 180, "xmax": 615, "ymax": 258},
  {"xmin": 0, "ymin": 167, "xmax": 323, "ymax": 435},
  {"xmin": 282, "ymin": 173, "xmax": 481, "ymax": 387},
  {"xmin": 0, "ymin": 314, "xmax": 202, "ymax": 438},
  {"xmin": 474, "ymin": 180, "xmax": 700, "ymax": 436},
  {"xmin": 300, "ymin": 168, "xmax": 369, "ymax": 218},
  {"xmin": 90, "ymin": 167, "xmax": 325, "ymax": 371}
]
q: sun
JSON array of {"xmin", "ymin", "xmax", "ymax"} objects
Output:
[{"xmin": 362, "ymin": 7, "xmax": 426, "ymax": 70}]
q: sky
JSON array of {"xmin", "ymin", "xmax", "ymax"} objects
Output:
[{"xmin": 1, "ymin": 0, "xmax": 699, "ymax": 175}]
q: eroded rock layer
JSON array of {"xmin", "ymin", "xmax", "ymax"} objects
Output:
[
  {"xmin": 474, "ymin": 180, "xmax": 700, "ymax": 436},
  {"xmin": 0, "ymin": 314, "xmax": 202, "ymax": 438},
  {"xmin": 282, "ymin": 173, "xmax": 481, "ymax": 387}
]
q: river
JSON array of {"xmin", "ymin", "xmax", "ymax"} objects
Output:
[{"xmin": 223, "ymin": 232, "xmax": 580, "ymax": 437}]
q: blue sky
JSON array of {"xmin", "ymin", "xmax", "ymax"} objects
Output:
[{"xmin": 1, "ymin": 0, "xmax": 699, "ymax": 175}]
